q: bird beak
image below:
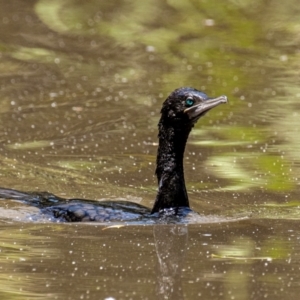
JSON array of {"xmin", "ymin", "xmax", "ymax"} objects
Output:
[{"xmin": 184, "ymin": 95, "xmax": 227, "ymax": 120}]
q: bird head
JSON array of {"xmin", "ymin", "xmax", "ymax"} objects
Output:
[{"xmin": 161, "ymin": 87, "xmax": 227, "ymax": 126}]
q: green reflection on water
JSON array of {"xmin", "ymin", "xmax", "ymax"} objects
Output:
[
  {"xmin": 205, "ymin": 152, "xmax": 293, "ymax": 192},
  {"xmin": 7, "ymin": 140, "xmax": 51, "ymax": 150}
]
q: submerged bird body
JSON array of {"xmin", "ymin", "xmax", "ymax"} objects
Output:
[{"xmin": 0, "ymin": 87, "xmax": 227, "ymax": 222}]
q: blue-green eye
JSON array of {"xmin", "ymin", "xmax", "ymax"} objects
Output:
[{"xmin": 185, "ymin": 97, "xmax": 194, "ymax": 107}]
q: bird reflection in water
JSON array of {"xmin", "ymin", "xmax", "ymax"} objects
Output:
[{"xmin": 154, "ymin": 224, "xmax": 188, "ymax": 300}]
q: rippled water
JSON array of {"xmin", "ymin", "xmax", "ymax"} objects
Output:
[{"xmin": 0, "ymin": 0, "xmax": 300, "ymax": 299}]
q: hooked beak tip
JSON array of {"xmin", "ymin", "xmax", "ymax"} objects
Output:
[{"xmin": 217, "ymin": 95, "xmax": 228, "ymax": 104}]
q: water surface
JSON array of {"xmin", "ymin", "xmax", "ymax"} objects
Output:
[{"xmin": 0, "ymin": 0, "xmax": 300, "ymax": 299}]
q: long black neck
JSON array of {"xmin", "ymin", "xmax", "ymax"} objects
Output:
[{"xmin": 151, "ymin": 120, "xmax": 192, "ymax": 213}]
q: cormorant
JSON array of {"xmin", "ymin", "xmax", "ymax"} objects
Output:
[{"xmin": 0, "ymin": 87, "xmax": 227, "ymax": 222}]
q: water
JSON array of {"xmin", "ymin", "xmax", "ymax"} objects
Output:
[{"xmin": 0, "ymin": 0, "xmax": 300, "ymax": 298}]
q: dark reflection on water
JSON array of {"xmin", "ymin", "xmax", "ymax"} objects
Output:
[
  {"xmin": 154, "ymin": 225, "xmax": 188, "ymax": 300},
  {"xmin": 1, "ymin": 0, "xmax": 300, "ymax": 298}
]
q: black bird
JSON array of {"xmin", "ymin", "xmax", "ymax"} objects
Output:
[{"xmin": 0, "ymin": 87, "xmax": 227, "ymax": 222}]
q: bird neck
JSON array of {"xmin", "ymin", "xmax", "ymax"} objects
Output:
[{"xmin": 151, "ymin": 122, "xmax": 191, "ymax": 213}]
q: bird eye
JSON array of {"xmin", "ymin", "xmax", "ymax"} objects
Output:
[{"xmin": 185, "ymin": 97, "xmax": 194, "ymax": 107}]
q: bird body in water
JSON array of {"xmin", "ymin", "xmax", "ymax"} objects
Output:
[{"xmin": 0, "ymin": 87, "xmax": 227, "ymax": 222}]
